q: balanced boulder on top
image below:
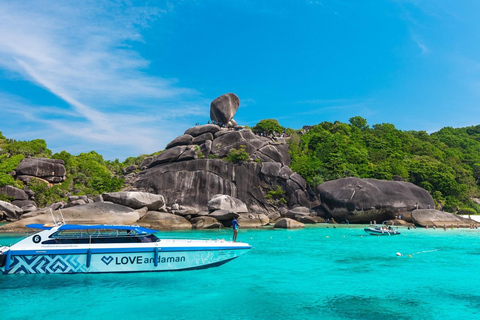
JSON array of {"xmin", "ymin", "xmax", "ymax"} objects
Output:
[{"xmin": 210, "ymin": 93, "xmax": 240, "ymax": 125}]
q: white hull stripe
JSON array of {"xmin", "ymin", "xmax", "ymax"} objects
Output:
[{"xmin": 10, "ymin": 246, "xmax": 252, "ymax": 256}]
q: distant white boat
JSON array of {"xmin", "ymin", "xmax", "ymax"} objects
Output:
[{"xmin": 0, "ymin": 223, "xmax": 251, "ymax": 275}]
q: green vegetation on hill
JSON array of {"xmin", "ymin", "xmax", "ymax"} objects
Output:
[
  {"xmin": 282, "ymin": 116, "xmax": 480, "ymax": 212},
  {"xmin": 3, "ymin": 116, "xmax": 480, "ymax": 214},
  {"xmin": 0, "ymin": 131, "xmax": 156, "ymax": 207}
]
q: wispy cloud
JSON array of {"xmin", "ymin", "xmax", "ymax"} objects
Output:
[{"xmin": 0, "ymin": 0, "xmax": 205, "ymax": 159}]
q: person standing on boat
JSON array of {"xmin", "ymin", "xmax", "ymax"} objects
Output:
[{"xmin": 232, "ymin": 217, "xmax": 240, "ymax": 242}]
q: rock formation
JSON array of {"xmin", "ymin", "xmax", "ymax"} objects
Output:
[
  {"xmin": 15, "ymin": 158, "xmax": 66, "ymax": 183},
  {"xmin": 210, "ymin": 93, "xmax": 240, "ymax": 126},
  {"xmin": 0, "ymin": 202, "xmax": 144, "ymax": 232},
  {"xmin": 102, "ymin": 191, "xmax": 165, "ymax": 210},
  {"xmin": 316, "ymin": 177, "xmax": 435, "ymax": 223},
  {"xmin": 274, "ymin": 218, "xmax": 305, "ymax": 229},
  {"xmin": 134, "ymin": 93, "xmax": 318, "ymax": 216},
  {"xmin": 412, "ymin": 209, "xmax": 476, "ymax": 227}
]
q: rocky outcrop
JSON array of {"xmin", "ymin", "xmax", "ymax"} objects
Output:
[
  {"xmin": 209, "ymin": 209, "xmax": 238, "ymax": 221},
  {"xmin": 137, "ymin": 211, "xmax": 192, "ymax": 230},
  {"xmin": 207, "ymin": 195, "xmax": 248, "ymax": 213},
  {"xmin": 15, "ymin": 158, "xmax": 66, "ymax": 183},
  {"xmin": 190, "ymin": 216, "xmax": 222, "ymax": 229},
  {"xmin": 0, "ymin": 202, "xmax": 143, "ymax": 232},
  {"xmin": 0, "ymin": 185, "xmax": 28, "ymax": 200},
  {"xmin": 0, "ymin": 200, "xmax": 23, "ymax": 221},
  {"xmin": 166, "ymin": 134, "xmax": 193, "ymax": 149},
  {"xmin": 102, "ymin": 191, "xmax": 165, "ymax": 210},
  {"xmin": 210, "ymin": 93, "xmax": 240, "ymax": 125},
  {"xmin": 274, "ymin": 218, "xmax": 305, "ymax": 229},
  {"xmin": 236, "ymin": 213, "xmax": 269, "ymax": 228},
  {"xmin": 136, "ymin": 158, "xmax": 318, "ymax": 215},
  {"xmin": 412, "ymin": 209, "xmax": 476, "ymax": 227},
  {"xmin": 316, "ymin": 177, "xmax": 435, "ymax": 223},
  {"xmin": 285, "ymin": 206, "xmax": 311, "ymax": 219},
  {"xmin": 136, "ymin": 93, "xmax": 318, "ymax": 216}
]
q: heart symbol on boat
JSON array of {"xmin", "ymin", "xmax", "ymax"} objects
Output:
[{"xmin": 101, "ymin": 256, "xmax": 114, "ymax": 265}]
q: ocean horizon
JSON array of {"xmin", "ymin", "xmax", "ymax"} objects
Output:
[{"xmin": 1, "ymin": 225, "xmax": 479, "ymax": 320}]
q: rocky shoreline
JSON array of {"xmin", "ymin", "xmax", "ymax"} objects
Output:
[{"xmin": 1, "ymin": 93, "xmax": 478, "ymax": 231}]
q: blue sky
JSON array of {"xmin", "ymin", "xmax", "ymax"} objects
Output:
[{"xmin": 1, "ymin": 1, "xmax": 479, "ymax": 160}]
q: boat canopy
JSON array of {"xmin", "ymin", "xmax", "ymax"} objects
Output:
[{"xmin": 25, "ymin": 224, "xmax": 158, "ymax": 234}]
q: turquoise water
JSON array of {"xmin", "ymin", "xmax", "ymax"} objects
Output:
[{"xmin": 1, "ymin": 225, "xmax": 480, "ymax": 320}]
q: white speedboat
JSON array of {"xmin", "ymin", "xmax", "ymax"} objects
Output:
[
  {"xmin": 364, "ymin": 225, "xmax": 401, "ymax": 236},
  {"xmin": 0, "ymin": 223, "xmax": 251, "ymax": 275}
]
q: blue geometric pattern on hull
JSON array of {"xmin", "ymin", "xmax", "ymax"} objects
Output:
[{"xmin": 7, "ymin": 255, "xmax": 87, "ymax": 274}]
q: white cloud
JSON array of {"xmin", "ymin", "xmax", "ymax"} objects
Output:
[{"xmin": 0, "ymin": 0, "xmax": 205, "ymax": 159}]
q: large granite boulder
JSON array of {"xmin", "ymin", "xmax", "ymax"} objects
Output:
[
  {"xmin": 274, "ymin": 218, "xmax": 305, "ymax": 229},
  {"xmin": 285, "ymin": 206, "xmax": 311, "ymax": 219},
  {"xmin": 0, "ymin": 202, "xmax": 143, "ymax": 232},
  {"xmin": 137, "ymin": 211, "xmax": 192, "ymax": 230},
  {"xmin": 316, "ymin": 177, "xmax": 435, "ymax": 223},
  {"xmin": 236, "ymin": 213, "xmax": 269, "ymax": 228},
  {"xmin": 210, "ymin": 93, "xmax": 240, "ymax": 125},
  {"xmin": 102, "ymin": 191, "xmax": 165, "ymax": 210},
  {"xmin": 185, "ymin": 124, "xmax": 221, "ymax": 137},
  {"xmin": 209, "ymin": 209, "xmax": 238, "ymax": 221},
  {"xmin": 148, "ymin": 145, "xmax": 198, "ymax": 167},
  {"xmin": 15, "ymin": 158, "xmax": 66, "ymax": 183},
  {"xmin": 0, "ymin": 200, "xmax": 23, "ymax": 220},
  {"xmin": 412, "ymin": 209, "xmax": 475, "ymax": 227},
  {"xmin": 190, "ymin": 216, "xmax": 222, "ymax": 229},
  {"xmin": 0, "ymin": 185, "xmax": 28, "ymax": 200},
  {"xmin": 207, "ymin": 195, "xmax": 248, "ymax": 213},
  {"xmin": 166, "ymin": 134, "xmax": 194, "ymax": 149}
]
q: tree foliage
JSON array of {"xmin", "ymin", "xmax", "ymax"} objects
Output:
[
  {"xmin": 253, "ymin": 119, "xmax": 284, "ymax": 136},
  {"xmin": 287, "ymin": 118, "xmax": 480, "ymax": 212}
]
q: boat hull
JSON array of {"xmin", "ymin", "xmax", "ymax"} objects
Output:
[{"xmin": 1, "ymin": 248, "xmax": 249, "ymax": 274}]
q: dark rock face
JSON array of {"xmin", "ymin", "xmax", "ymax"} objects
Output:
[
  {"xmin": 148, "ymin": 146, "xmax": 198, "ymax": 167},
  {"xmin": 210, "ymin": 93, "xmax": 240, "ymax": 125},
  {"xmin": 185, "ymin": 124, "xmax": 221, "ymax": 137},
  {"xmin": 166, "ymin": 134, "xmax": 193, "ymax": 149},
  {"xmin": 135, "ymin": 158, "xmax": 318, "ymax": 215},
  {"xmin": 15, "ymin": 158, "xmax": 66, "ymax": 183},
  {"xmin": 316, "ymin": 177, "xmax": 435, "ymax": 223},
  {"xmin": 0, "ymin": 185, "xmax": 28, "ymax": 200}
]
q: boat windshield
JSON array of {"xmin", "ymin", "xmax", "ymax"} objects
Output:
[{"xmin": 41, "ymin": 229, "xmax": 159, "ymax": 244}]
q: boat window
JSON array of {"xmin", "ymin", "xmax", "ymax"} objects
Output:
[{"xmin": 42, "ymin": 230, "xmax": 159, "ymax": 244}]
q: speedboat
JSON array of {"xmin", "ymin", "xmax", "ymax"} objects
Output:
[
  {"xmin": 364, "ymin": 225, "xmax": 401, "ymax": 236},
  {"xmin": 0, "ymin": 223, "xmax": 251, "ymax": 275}
]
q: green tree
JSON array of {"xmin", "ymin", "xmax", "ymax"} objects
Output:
[{"xmin": 252, "ymin": 119, "xmax": 284, "ymax": 136}]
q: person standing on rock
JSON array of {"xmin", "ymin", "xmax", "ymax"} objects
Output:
[{"xmin": 232, "ymin": 217, "xmax": 239, "ymax": 242}]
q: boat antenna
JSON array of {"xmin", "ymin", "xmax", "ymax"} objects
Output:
[
  {"xmin": 59, "ymin": 208, "xmax": 65, "ymax": 225},
  {"xmin": 49, "ymin": 208, "xmax": 57, "ymax": 225}
]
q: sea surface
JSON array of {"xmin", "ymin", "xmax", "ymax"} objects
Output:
[{"xmin": 1, "ymin": 225, "xmax": 480, "ymax": 320}]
